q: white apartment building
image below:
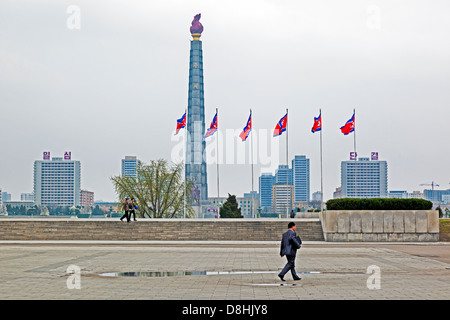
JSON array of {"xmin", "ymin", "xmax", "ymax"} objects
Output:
[
  {"xmin": 34, "ymin": 153, "xmax": 81, "ymax": 208},
  {"xmin": 272, "ymin": 184, "xmax": 294, "ymax": 216}
]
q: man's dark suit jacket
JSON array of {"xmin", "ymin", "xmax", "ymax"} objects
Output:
[{"xmin": 280, "ymin": 229, "xmax": 302, "ymax": 257}]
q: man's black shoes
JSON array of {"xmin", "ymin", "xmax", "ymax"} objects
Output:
[{"xmin": 278, "ymin": 274, "xmax": 301, "ymax": 281}]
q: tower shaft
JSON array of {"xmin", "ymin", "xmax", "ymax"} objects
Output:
[{"xmin": 186, "ymin": 39, "xmax": 208, "ymax": 203}]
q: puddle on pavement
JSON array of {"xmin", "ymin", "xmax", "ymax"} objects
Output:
[
  {"xmin": 321, "ymin": 271, "xmax": 367, "ymax": 275},
  {"xmin": 414, "ymin": 255, "xmax": 438, "ymax": 258},
  {"xmin": 243, "ymin": 283, "xmax": 303, "ymax": 287},
  {"xmin": 98, "ymin": 270, "xmax": 321, "ymax": 278},
  {"xmin": 99, "ymin": 271, "xmax": 206, "ymax": 277}
]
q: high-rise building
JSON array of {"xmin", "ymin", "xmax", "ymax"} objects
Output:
[
  {"xmin": 34, "ymin": 152, "xmax": 81, "ymax": 208},
  {"xmin": 408, "ymin": 191, "xmax": 424, "ymax": 199},
  {"xmin": 341, "ymin": 155, "xmax": 388, "ymax": 198},
  {"xmin": 388, "ymin": 190, "xmax": 408, "ymax": 199},
  {"xmin": 333, "ymin": 187, "xmax": 342, "ymax": 199},
  {"xmin": 259, "ymin": 173, "xmax": 275, "ymax": 210},
  {"xmin": 272, "ymin": 184, "xmax": 294, "ymax": 215},
  {"xmin": 275, "ymin": 165, "xmax": 293, "ymax": 185},
  {"xmin": 20, "ymin": 193, "xmax": 34, "ymax": 202},
  {"xmin": 185, "ymin": 14, "xmax": 208, "ymax": 207},
  {"xmin": 2, "ymin": 192, "xmax": 11, "ymax": 202},
  {"xmin": 243, "ymin": 191, "xmax": 260, "ymax": 218},
  {"xmin": 259, "ymin": 156, "xmax": 310, "ymax": 212},
  {"xmin": 292, "ymin": 155, "xmax": 310, "ymax": 202},
  {"xmin": 80, "ymin": 190, "xmax": 94, "ymax": 208},
  {"xmin": 121, "ymin": 156, "xmax": 141, "ymax": 178},
  {"xmin": 443, "ymin": 195, "xmax": 450, "ymax": 204},
  {"xmin": 424, "ymin": 189, "xmax": 450, "ymax": 202},
  {"xmin": 389, "ymin": 190, "xmax": 425, "ymax": 199}
]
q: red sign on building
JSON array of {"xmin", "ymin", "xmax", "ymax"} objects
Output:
[{"xmin": 371, "ymin": 152, "xmax": 379, "ymax": 161}]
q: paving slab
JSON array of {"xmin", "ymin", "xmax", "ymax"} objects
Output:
[{"xmin": 0, "ymin": 241, "xmax": 448, "ymax": 300}]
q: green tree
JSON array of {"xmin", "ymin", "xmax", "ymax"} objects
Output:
[
  {"xmin": 111, "ymin": 159, "xmax": 195, "ymax": 218},
  {"xmin": 27, "ymin": 205, "xmax": 40, "ymax": 216},
  {"xmin": 219, "ymin": 194, "xmax": 243, "ymax": 218},
  {"xmin": 437, "ymin": 206, "xmax": 443, "ymax": 218},
  {"xmin": 91, "ymin": 205, "xmax": 104, "ymax": 216},
  {"xmin": 6, "ymin": 205, "xmax": 15, "ymax": 215}
]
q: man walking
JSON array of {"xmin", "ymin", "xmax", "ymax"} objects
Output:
[
  {"xmin": 120, "ymin": 198, "xmax": 130, "ymax": 222},
  {"xmin": 279, "ymin": 222, "xmax": 302, "ymax": 281},
  {"xmin": 129, "ymin": 198, "xmax": 137, "ymax": 222}
]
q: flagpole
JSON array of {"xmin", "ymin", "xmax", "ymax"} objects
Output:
[
  {"xmin": 353, "ymin": 108, "xmax": 357, "ymax": 198},
  {"xmin": 286, "ymin": 108, "xmax": 289, "ymax": 168},
  {"xmin": 184, "ymin": 108, "xmax": 187, "ymax": 219},
  {"xmin": 216, "ymin": 108, "xmax": 220, "ymax": 210},
  {"xmin": 320, "ymin": 108, "xmax": 324, "ymax": 215},
  {"xmin": 286, "ymin": 108, "xmax": 289, "ymax": 219},
  {"xmin": 250, "ymin": 108, "xmax": 255, "ymax": 219}
]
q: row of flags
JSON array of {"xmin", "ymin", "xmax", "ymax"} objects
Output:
[
  {"xmin": 175, "ymin": 109, "xmax": 355, "ymax": 215},
  {"xmin": 175, "ymin": 110, "xmax": 356, "ymax": 138}
]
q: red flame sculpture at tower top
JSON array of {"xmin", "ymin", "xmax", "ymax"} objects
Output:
[{"xmin": 190, "ymin": 13, "xmax": 204, "ymax": 34}]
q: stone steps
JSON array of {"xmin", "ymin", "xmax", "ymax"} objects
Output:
[{"xmin": 0, "ymin": 218, "xmax": 324, "ymax": 242}]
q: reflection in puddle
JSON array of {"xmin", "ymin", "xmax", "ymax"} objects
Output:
[
  {"xmin": 244, "ymin": 283, "xmax": 303, "ymax": 287},
  {"xmin": 99, "ymin": 270, "xmax": 321, "ymax": 278},
  {"xmin": 100, "ymin": 271, "xmax": 207, "ymax": 277}
]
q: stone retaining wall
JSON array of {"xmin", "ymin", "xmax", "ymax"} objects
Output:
[
  {"xmin": 320, "ymin": 210, "xmax": 439, "ymax": 242},
  {"xmin": 0, "ymin": 218, "xmax": 324, "ymax": 241}
]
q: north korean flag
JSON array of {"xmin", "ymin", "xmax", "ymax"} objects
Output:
[
  {"xmin": 239, "ymin": 112, "xmax": 252, "ymax": 141},
  {"xmin": 174, "ymin": 112, "xmax": 186, "ymax": 135},
  {"xmin": 311, "ymin": 112, "xmax": 322, "ymax": 133},
  {"xmin": 340, "ymin": 112, "xmax": 355, "ymax": 135},
  {"xmin": 204, "ymin": 112, "xmax": 218, "ymax": 139},
  {"xmin": 273, "ymin": 113, "xmax": 287, "ymax": 137}
]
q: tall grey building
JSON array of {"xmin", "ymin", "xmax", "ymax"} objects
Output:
[
  {"xmin": 259, "ymin": 173, "xmax": 275, "ymax": 210},
  {"xmin": 2, "ymin": 192, "xmax": 11, "ymax": 202},
  {"xmin": 275, "ymin": 165, "xmax": 293, "ymax": 186},
  {"xmin": 424, "ymin": 189, "xmax": 450, "ymax": 202},
  {"xmin": 21, "ymin": 193, "xmax": 34, "ymax": 202},
  {"xmin": 121, "ymin": 156, "xmax": 141, "ymax": 178},
  {"xmin": 34, "ymin": 152, "xmax": 81, "ymax": 208},
  {"xmin": 341, "ymin": 155, "xmax": 388, "ymax": 198},
  {"xmin": 292, "ymin": 155, "xmax": 310, "ymax": 202}
]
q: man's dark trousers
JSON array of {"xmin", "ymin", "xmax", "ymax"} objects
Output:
[
  {"xmin": 280, "ymin": 255, "xmax": 298, "ymax": 279},
  {"xmin": 121, "ymin": 211, "xmax": 130, "ymax": 222}
]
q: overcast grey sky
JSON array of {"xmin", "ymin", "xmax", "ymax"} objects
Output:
[{"xmin": 1, "ymin": 0, "xmax": 449, "ymax": 202}]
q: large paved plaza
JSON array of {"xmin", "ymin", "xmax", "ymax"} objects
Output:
[{"xmin": 0, "ymin": 241, "xmax": 448, "ymax": 300}]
